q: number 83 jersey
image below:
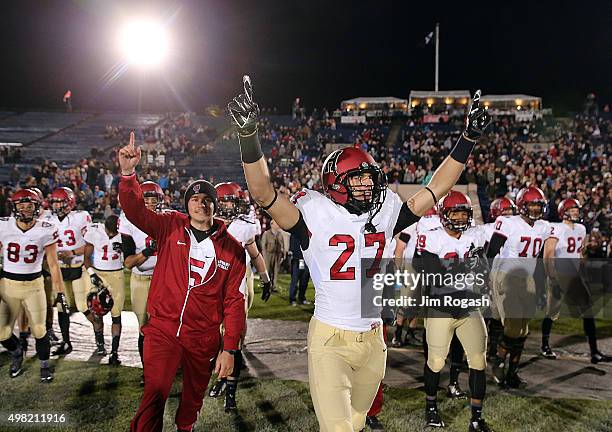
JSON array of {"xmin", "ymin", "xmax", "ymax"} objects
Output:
[
  {"xmin": 0, "ymin": 217, "xmax": 58, "ymax": 274},
  {"xmin": 292, "ymin": 188, "xmax": 404, "ymax": 332}
]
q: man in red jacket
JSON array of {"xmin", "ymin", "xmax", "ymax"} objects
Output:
[{"xmin": 119, "ymin": 132, "xmax": 246, "ymax": 432}]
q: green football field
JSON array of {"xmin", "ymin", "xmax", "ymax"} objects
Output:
[{"xmin": 0, "ymin": 272, "xmax": 610, "ymax": 431}]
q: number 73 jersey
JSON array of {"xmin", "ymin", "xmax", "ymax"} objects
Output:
[
  {"xmin": 292, "ymin": 188, "xmax": 404, "ymax": 332},
  {"xmin": 0, "ymin": 217, "xmax": 58, "ymax": 274}
]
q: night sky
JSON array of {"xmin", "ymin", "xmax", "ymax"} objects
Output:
[{"xmin": 1, "ymin": 0, "xmax": 610, "ymax": 114}]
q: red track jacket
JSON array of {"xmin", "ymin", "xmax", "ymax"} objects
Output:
[{"xmin": 119, "ymin": 174, "xmax": 246, "ymax": 350}]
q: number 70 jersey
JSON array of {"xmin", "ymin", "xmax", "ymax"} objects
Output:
[{"xmin": 292, "ymin": 188, "xmax": 404, "ymax": 332}]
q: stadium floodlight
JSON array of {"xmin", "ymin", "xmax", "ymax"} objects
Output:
[{"xmin": 120, "ymin": 20, "xmax": 169, "ymax": 68}]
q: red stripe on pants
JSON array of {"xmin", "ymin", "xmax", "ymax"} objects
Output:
[
  {"xmin": 130, "ymin": 323, "xmax": 219, "ymax": 432},
  {"xmin": 367, "ymin": 324, "xmax": 387, "ymax": 417}
]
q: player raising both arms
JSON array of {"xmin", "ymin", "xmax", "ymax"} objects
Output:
[{"xmin": 228, "ymin": 76, "xmax": 491, "ymax": 432}]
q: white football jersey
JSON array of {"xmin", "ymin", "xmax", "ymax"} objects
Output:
[
  {"xmin": 491, "ymin": 215, "xmax": 550, "ymax": 275},
  {"xmin": 47, "ymin": 210, "xmax": 91, "ymax": 266},
  {"xmin": 0, "ymin": 217, "xmax": 58, "ymax": 274},
  {"xmin": 548, "ymin": 222, "xmax": 586, "ymax": 259},
  {"xmin": 471, "ymin": 222, "xmax": 495, "ymax": 248},
  {"xmin": 400, "ymin": 223, "xmax": 418, "ymax": 260},
  {"xmin": 292, "ymin": 188, "xmax": 404, "ymax": 332},
  {"xmin": 119, "ymin": 213, "xmax": 157, "ymax": 276},
  {"xmin": 418, "ymin": 226, "xmax": 481, "ymax": 293},
  {"xmin": 84, "ymin": 223, "xmax": 123, "ymax": 271},
  {"xmin": 228, "ymin": 217, "xmax": 260, "ymax": 295}
]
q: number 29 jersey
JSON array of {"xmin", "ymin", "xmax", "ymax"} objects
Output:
[
  {"xmin": 0, "ymin": 217, "xmax": 58, "ymax": 274},
  {"xmin": 292, "ymin": 188, "xmax": 404, "ymax": 332}
]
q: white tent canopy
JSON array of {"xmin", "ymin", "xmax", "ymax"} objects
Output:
[
  {"xmin": 409, "ymin": 90, "xmax": 471, "ymax": 99},
  {"xmin": 480, "ymin": 94, "xmax": 541, "ymax": 103}
]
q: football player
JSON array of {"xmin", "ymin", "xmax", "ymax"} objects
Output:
[
  {"xmin": 84, "ymin": 214, "xmax": 125, "ymax": 365},
  {"xmin": 0, "ymin": 189, "xmax": 68, "ymax": 382},
  {"xmin": 541, "ymin": 198, "xmax": 611, "ymax": 363},
  {"xmin": 415, "ymin": 191, "xmax": 492, "ymax": 431},
  {"xmin": 47, "ymin": 187, "xmax": 96, "ymax": 356},
  {"xmin": 392, "ymin": 207, "xmax": 438, "ymax": 347},
  {"xmin": 208, "ymin": 182, "xmax": 271, "ymax": 411},
  {"xmin": 486, "ymin": 186, "xmax": 550, "ymax": 388},
  {"xmin": 479, "ymin": 198, "xmax": 516, "ymax": 361},
  {"xmin": 120, "ymin": 181, "xmax": 163, "ymax": 382},
  {"xmin": 228, "ymin": 76, "xmax": 491, "ymax": 432}
]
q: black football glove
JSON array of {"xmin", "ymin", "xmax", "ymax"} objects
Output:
[
  {"xmin": 228, "ymin": 75, "xmax": 260, "ymax": 135},
  {"xmin": 55, "ymin": 292, "xmax": 70, "ymax": 314},
  {"xmin": 261, "ymin": 280, "xmax": 272, "ymax": 302},
  {"xmin": 90, "ymin": 272, "xmax": 106, "ymax": 290},
  {"xmin": 112, "ymin": 242, "xmax": 122, "ymax": 253},
  {"xmin": 142, "ymin": 240, "xmax": 156, "ymax": 257},
  {"xmin": 463, "ymin": 90, "xmax": 491, "ymax": 141}
]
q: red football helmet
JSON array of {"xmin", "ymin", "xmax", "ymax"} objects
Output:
[
  {"xmin": 49, "ymin": 187, "xmax": 76, "ymax": 218},
  {"xmin": 489, "ymin": 197, "xmax": 517, "ymax": 222},
  {"xmin": 11, "ymin": 189, "xmax": 42, "ymax": 222},
  {"xmin": 558, "ymin": 198, "xmax": 581, "ymax": 223},
  {"xmin": 437, "ymin": 190, "xmax": 473, "ymax": 232},
  {"xmin": 321, "ymin": 147, "xmax": 387, "ymax": 219},
  {"xmin": 516, "ymin": 186, "xmax": 547, "ymax": 221},
  {"xmin": 141, "ymin": 181, "xmax": 164, "ymax": 212},
  {"xmin": 215, "ymin": 182, "xmax": 243, "ymax": 220},
  {"xmin": 238, "ymin": 189, "xmax": 251, "ymax": 215},
  {"xmin": 87, "ymin": 287, "xmax": 114, "ymax": 318}
]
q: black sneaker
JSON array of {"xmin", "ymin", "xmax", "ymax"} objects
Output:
[
  {"xmin": 40, "ymin": 367, "xmax": 54, "ymax": 383},
  {"xmin": 52, "ymin": 342, "xmax": 72, "ymax": 356},
  {"xmin": 591, "ymin": 351, "xmax": 612, "ymax": 364},
  {"xmin": 425, "ymin": 407, "xmax": 445, "ymax": 427},
  {"xmin": 469, "ymin": 418, "xmax": 494, "ymax": 432},
  {"xmin": 505, "ymin": 371, "xmax": 527, "ymax": 389},
  {"xmin": 95, "ymin": 342, "xmax": 107, "ymax": 356},
  {"xmin": 109, "ymin": 352, "xmax": 121, "ymax": 366},
  {"xmin": 209, "ymin": 378, "xmax": 227, "ymax": 397},
  {"xmin": 366, "ymin": 415, "xmax": 384, "ymax": 430},
  {"xmin": 491, "ymin": 357, "xmax": 505, "ymax": 386},
  {"xmin": 10, "ymin": 349, "xmax": 24, "ymax": 378},
  {"xmin": 540, "ymin": 345, "xmax": 557, "ymax": 359},
  {"xmin": 447, "ymin": 382, "xmax": 468, "ymax": 399}
]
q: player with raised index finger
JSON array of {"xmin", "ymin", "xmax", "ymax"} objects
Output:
[{"xmin": 228, "ymin": 76, "xmax": 491, "ymax": 432}]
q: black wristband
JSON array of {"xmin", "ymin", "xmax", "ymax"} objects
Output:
[
  {"xmin": 238, "ymin": 131, "xmax": 264, "ymax": 163},
  {"xmin": 449, "ymin": 135, "xmax": 476, "ymax": 164}
]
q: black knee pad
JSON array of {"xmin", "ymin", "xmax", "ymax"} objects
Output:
[{"xmin": 469, "ymin": 368, "xmax": 486, "ymax": 400}]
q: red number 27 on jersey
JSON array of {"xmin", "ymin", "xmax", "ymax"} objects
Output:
[{"xmin": 329, "ymin": 232, "xmax": 385, "ymax": 280}]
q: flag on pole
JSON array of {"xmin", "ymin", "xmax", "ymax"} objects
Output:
[{"xmin": 424, "ymin": 31, "xmax": 434, "ymax": 45}]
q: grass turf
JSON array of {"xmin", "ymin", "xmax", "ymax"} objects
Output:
[{"xmin": 0, "ymin": 358, "xmax": 610, "ymax": 432}]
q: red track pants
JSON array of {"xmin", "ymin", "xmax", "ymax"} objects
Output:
[{"xmin": 130, "ymin": 322, "xmax": 220, "ymax": 432}]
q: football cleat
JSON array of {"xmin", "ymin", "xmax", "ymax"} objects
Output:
[
  {"xmin": 391, "ymin": 337, "xmax": 403, "ymax": 348},
  {"xmin": 365, "ymin": 415, "xmax": 384, "ymax": 430},
  {"xmin": 109, "ymin": 352, "xmax": 121, "ymax": 366},
  {"xmin": 52, "ymin": 342, "xmax": 72, "ymax": 356},
  {"xmin": 469, "ymin": 419, "xmax": 494, "ymax": 432},
  {"xmin": 505, "ymin": 371, "xmax": 527, "ymax": 389},
  {"xmin": 591, "ymin": 351, "xmax": 612, "ymax": 364},
  {"xmin": 95, "ymin": 344, "xmax": 107, "ymax": 356},
  {"xmin": 40, "ymin": 367, "xmax": 54, "ymax": 383},
  {"xmin": 48, "ymin": 329, "xmax": 60, "ymax": 345},
  {"xmin": 426, "ymin": 407, "xmax": 445, "ymax": 428},
  {"xmin": 491, "ymin": 357, "xmax": 505, "ymax": 386},
  {"xmin": 540, "ymin": 345, "xmax": 557, "ymax": 359},
  {"xmin": 209, "ymin": 378, "xmax": 227, "ymax": 398},
  {"xmin": 447, "ymin": 382, "xmax": 468, "ymax": 399},
  {"xmin": 10, "ymin": 350, "xmax": 24, "ymax": 378},
  {"xmin": 224, "ymin": 391, "xmax": 237, "ymax": 412}
]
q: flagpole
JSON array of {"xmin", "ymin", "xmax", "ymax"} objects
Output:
[{"xmin": 435, "ymin": 22, "xmax": 439, "ymax": 92}]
